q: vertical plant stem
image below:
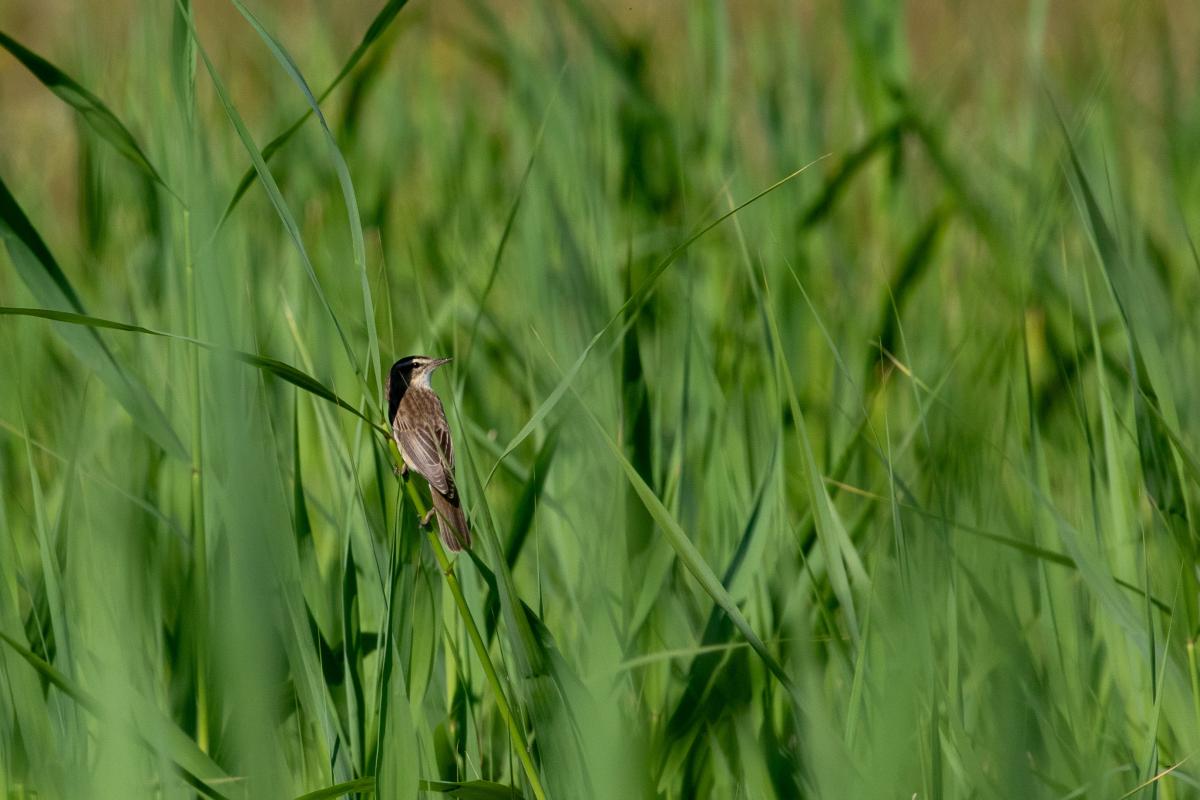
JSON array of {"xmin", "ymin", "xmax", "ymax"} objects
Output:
[
  {"xmin": 184, "ymin": 207, "xmax": 209, "ymax": 753},
  {"xmin": 1188, "ymin": 639, "xmax": 1200, "ymax": 739},
  {"xmin": 396, "ymin": 466, "xmax": 545, "ymax": 800}
]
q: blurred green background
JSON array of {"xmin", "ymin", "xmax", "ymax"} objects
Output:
[{"xmin": 2, "ymin": 0, "xmax": 1200, "ymax": 797}]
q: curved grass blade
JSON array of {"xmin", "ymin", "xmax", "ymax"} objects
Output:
[
  {"xmin": 423, "ymin": 780, "xmax": 524, "ymax": 798},
  {"xmin": 762, "ymin": 285, "xmax": 865, "ymax": 644},
  {"xmin": 459, "ymin": 65, "xmax": 565, "ymax": 381},
  {"xmin": 396, "ymin": 464, "xmax": 551, "ymax": 799},
  {"xmin": 217, "ymin": 0, "xmax": 411, "ymax": 228},
  {"xmin": 231, "ymin": 0, "xmax": 381, "ymax": 410},
  {"xmin": 0, "ymin": 524, "xmax": 63, "ymax": 793},
  {"xmin": 16, "ymin": 398, "xmax": 72, "ymax": 687},
  {"xmin": 294, "ymin": 776, "xmax": 375, "ymax": 800},
  {"xmin": 504, "ymin": 428, "xmax": 558, "ymax": 569},
  {"xmin": 473, "ymin": 428, "xmax": 558, "ymax": 642},
  {"xmin": 293, "ymin": 778, "xmax": 523, "ymax": 800},
  {"xmin": 0, "ymin": 306, "xmax": 386, "ymax": 436},
  {"xmin": 883, "ymin": 496, "xmax": 1173, "ymax": 615},
  {"xmin": 1056, "ymin": 102, "xmax": 1195, "ymax": 536},
  {"xmin": 175, "ymin": 4, "xmax": 366, "ymax": 394},
  {"xmin": 0, "ymin": 630, "xmax": 232, "ymax": 799},
  {"xmin": 594, "ymin": 409, "xmax": 793, "ymax": 692},
  {"xmin": 536, "ymin": 343, "xmax": 795, "ymax": 691},
  {"xmin": 798, "ymin": 116, "xmax": 906, "ymax": 229},
  {"xmin": 0, "ymin": 175, "xmax": 189, "ymax": 460},
  {"xmin": 665, "ymin": 442, "xmax": 778, "ymax": 740},
  {"xmin": 449, "ymin": 413, "xmax": 583, "ymax": 798},
  {"xmin": 0, "ymin": 174, "xmax": 83, "ymax": 309},
  {"xmin": 0, "ymin": 29, "xmax": 174, "ymax": 197},
  {"xmin": 484, "ymin": 157, "xmax": 827, "ymax": 487},
  {"xmin": 0, "ymin": 416, "xmax": 182, "ymax": 533}
]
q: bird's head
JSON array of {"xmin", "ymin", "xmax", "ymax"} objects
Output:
[{"xmin": 387, "ymin": 355, "xmax": 452, "ymax": 419}]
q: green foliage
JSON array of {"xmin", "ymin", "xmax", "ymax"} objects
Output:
[{"xmin": 1, "ymin": 1, "xmax": 1199, "ymax": 798}]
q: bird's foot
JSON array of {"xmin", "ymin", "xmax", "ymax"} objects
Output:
[
  {"xmin": 393, "ymin": 462, "xmax": 409, "ymax": 478},
  {"xmin": 420, "ymin": 508, "xmax": 436, "ymax": 527}
]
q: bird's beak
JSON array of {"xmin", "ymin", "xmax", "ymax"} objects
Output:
[{"xmin": 429, "ymin": 357, "xmax": 453, "ymax": 369}]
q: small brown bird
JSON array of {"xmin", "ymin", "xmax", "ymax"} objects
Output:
[{"xmin": 387, "ymin": 355, "xmax": 471, "ymax": 551}]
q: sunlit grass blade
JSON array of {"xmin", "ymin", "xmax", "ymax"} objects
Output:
[
  {"xmin": 1057, "ymin": 103, "xmax": 1196, "ymax": 552},
  {"xmin": 537, "ymin": 340, "xmax": 794, "ymax": 692},
  {"xmin": 599, "ymin": 424, "xmax": 793, "ymax": 690}
]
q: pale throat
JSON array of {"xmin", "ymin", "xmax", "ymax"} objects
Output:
[{"xmin": 412, "ymin": 370, "xmax": 433, "ymax": 389}]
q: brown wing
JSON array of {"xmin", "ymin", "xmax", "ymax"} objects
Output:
[{"xmin": 394, "ymin": 392, "xmax": 457, "ymax": 498}]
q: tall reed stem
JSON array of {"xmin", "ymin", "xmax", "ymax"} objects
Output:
[{"xmin": 393, "ymin": 454, "xmax": 546, "ymax": 800}]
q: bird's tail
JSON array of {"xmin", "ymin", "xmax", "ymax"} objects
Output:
[{"xmin": 431, "ymin": 490, "xmax": 471, "ymax": 551}]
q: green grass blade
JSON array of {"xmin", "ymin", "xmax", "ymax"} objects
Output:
[
  {"xmin": 0, "ymin": 469, "xmax": 62, "ymax": 792},
  {"xmin": 0, "ymin": 306, "xmax": 386, "ymax": 435},
  {"xmin": 761, "ymin": 268, "xmax": 865, "ymax": 643},
  {"xmin": 422, "ymin": 779, "xmax": 523, "ymax": 798},
  {"xmin": 294, "ymin": 777, "xmax": 523, "ymax": 800},
  {"xmin": 549, "ymin": 358, "xmax": 794, "ymax": 692},
  {"xmin": 798, "ymin": 116, "xmax": 906, "ymax": 228},
  {"xmin": 294, "ymin": 776, "xmax": 375, "ymax": 800},
  {"xmin": 0, "ymin": 174, "xmax": 85, "ymax": 310},
  {"xmin": 217, "ymin": 0, "xmax": 411, "ymax": 227},
  {"xmin": 0, "ymin": 175, "xmax": 189, "ymax": 460},
  {"xmin": 16, "ymin": 399, "xmax": 72, "ymax": 679},
  {"xmin": 0, "ymin": 630, "xmax": 233, "ymax": 798},
  {"xmin": 231, "ymin": 0, "xmax": 381, "ymax": 410},
  {"xmin": 485, "ymin": 158, "xmax": 826, "ymax": 487},
  {"xmin": 449, "ymin": 409, "xmax": 583, "ymax": 798},
  {"xmin": 0, "ymin": 29, "xmax": 174, "ymax": 196},
  {"xmin": 176, "ymin": 4, "xmax": 365, "ymax": 393},
  {"xmin": 664, "ymin": 442, "xmax": 779, "ymax": 739},
  {"xmin": 606, "ymin": 419, "xmax": 792, "ymax": 690}
]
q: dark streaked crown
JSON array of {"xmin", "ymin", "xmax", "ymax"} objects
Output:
[
  {"xmin": 387, "ymin": 356, "xmax": 420, "ymax": 422},
  {"xmin": 387, "ymin": 355, "xmax": 443, "ymax": 422}
]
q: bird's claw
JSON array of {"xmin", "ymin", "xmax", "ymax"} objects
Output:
[
  {"xmin": 393, "ymin": 462, "xmax": 408, "ymax": 478},
  {"xmin": 420, "ymin": 508, "xmax": 436, "ymax": 527}
]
